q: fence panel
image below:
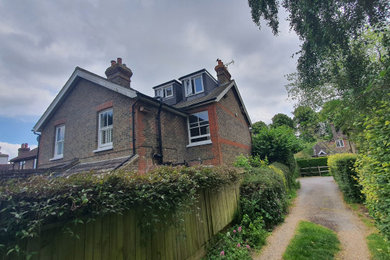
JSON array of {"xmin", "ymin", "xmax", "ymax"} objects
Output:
[{"xmin": 3, "ymin": 183, "xmax": 239, "ymax": 260}]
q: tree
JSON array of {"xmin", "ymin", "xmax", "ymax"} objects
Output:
[
  {"xmin": 252, "ymin": 126, "xmax": 303, "ymax": 171},
  {"xmin": 271, "ymin": 113, "xmax": 294, "ymax": 129},
  {"xmin": 293, "ymin": 106, "xmax": 319, "ymax": 142},
  {"xmin": 252, "ymin": 120, "xmax": 268, "ymax": 135},
  {"xmin": 248, "ymin": 0, "xmax": 389, "ymax": 92}
]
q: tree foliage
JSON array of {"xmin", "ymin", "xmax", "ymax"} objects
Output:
[
  {"xmin": 293, "ymin": 106, "xmax": 319, "ymax": 142},
  {"xmin": 248, "ymin": 0, "xmax": 389, "ymax": 94},
  {"xmin": 271, "ymin": 113, "xmax": 294, "ymax": 129},
  {"xmin": 252, "ymin": 126, "xmax": 303, "ymax": 171},
  {"xmin": 252, "ymin": 120, "xmax": 268, "ymax": 135}
]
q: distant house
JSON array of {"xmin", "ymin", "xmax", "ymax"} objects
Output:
[
  {"xmin": 0, "ymin": 149, "xmax": 11, "ymax": 171},
  {"xmin": 313, "ymin": 125, "xmax": 355, "ymax": 157},
  {"xmin": 9, "ymin": 143, "xmax": 38, "ymax": 170},
  {"xmin": 32, "ymin": 59, "xmax": 252, "ymax": 174}
]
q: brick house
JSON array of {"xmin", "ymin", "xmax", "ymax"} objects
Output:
[
  {"xmin": 313, "ymin": 124, "xmax": 355, "ymax": 157},
  {"xmin": 9, "ymin": 143, "xmax": 38, "ymax": 169},
  {"xmin": 33, "ymin": 59, "xmax": 252, "ymax": 174}
]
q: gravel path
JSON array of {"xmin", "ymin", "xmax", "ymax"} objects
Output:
[{"xmin": 254, "ymin": 176, "xmax": 370, "ymax": 260}]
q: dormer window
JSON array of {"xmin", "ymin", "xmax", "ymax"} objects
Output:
[
  {"xmin": 155, "ymin": 85, "xmax": 173, "ymax": 98},
  {"xmin": 183, "ymin": 75, "xmax": 204, "ymax": 97}
]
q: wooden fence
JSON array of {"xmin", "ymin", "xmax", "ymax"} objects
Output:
[
  {"xmin": 2, "ymin": 183, "xmax": 240, "ymax": 260},
  {"xmin": 300, "ymin": 166, "xmax": 329, "ymax": 176}
]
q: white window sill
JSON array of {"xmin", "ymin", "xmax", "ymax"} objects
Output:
[
  {"xmin": 93, "ymin": 145, "xmax": 113, "ymax": 153},
  {"xmin": 50, "ymin": 155, "xmax": 63, "ymax": 161},
  {"xmin": 186, "ymin": 140, "xmax": 212, "ymax": 148}
]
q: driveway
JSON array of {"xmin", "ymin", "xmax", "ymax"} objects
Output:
[{"xmin": 255, "ymin": 176, "xmax": 370, "ymax": 260}]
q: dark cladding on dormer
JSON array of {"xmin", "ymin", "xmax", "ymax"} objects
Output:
[
  {"xmin": 152, "ymin": 80, "xmax": 183, "ymax": 106},
  {"xmin": 178, "ymin": 69, "xmax": 218, "ymax": 103}
]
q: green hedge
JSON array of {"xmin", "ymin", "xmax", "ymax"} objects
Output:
[
  {"xmin": 356, "ymin": 100, "xmax": 390, "ymax": 239},
  {"xmin": 328, "ymin": 153, "xmax": 363, "ymax": 203},
  {"xmin": 0, "ymin": 166, "xmax": 241, "ymax": 255},
  {"xmin": 297, "ymin": 157, "xmax": 328, "ymax": 168}
]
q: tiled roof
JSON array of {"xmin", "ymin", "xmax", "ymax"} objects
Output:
[
  {"xmin": 62, "ymin": 156, "xmax": 133, "ymax": 176},
  {"xmin": 9, "ymin": 148, "xmax": 38, "ymax": 162},
  {"xmin": 174, "ymin": 82, "xmax": 231, "ymax": 109}
]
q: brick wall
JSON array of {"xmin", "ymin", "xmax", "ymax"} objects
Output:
[
  {"xmin": 38, "ymin": 79, "xmax": 134, "ymax": 168},
  {"xmin": 216, "ymin": 88, "xmax": 251, "ymax": 164}
]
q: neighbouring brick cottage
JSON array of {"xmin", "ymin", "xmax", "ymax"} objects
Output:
[
  {"xmin": 313, "ymin": 124, "xmax": 356, "ymax": 157},
  {"xmin": 9, "ymin": 143, "xmax": 38, "ymax": 170},
  {"xmin": 33, "ymin": 58, "xmax": 252, "ymax": 174}
]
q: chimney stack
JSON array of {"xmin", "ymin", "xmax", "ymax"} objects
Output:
[
  {"xmin": 105, "ymin": 57, "xmax": 133, "ymax": 88},
  {"xmin": 214, "ymin": 59, "xmax": 232, "ymax": 85},
  {"xmin": 18, "ymin": 143, "xmax": 30, "ymax": 157}
]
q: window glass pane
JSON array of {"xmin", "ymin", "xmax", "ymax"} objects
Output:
[
  {"xmin": 189, "ymin": 115, "xmax": 198, "ymax": 124},
  {"xmin": 107, "ymin": 111, "xmax": 113, "ymax": 126},
  {"xmin": 57, "ymin": 142, "xmax": 63, "ymax": 155},
  {"xmin": 194, "ymin": 76, "xmax": 203, "ymax": 93},
  {"xmin": 165, "ymin": 87, "xmax": 173, "ymax": 97},
  {"xmin": 197, "ymin": 111, "xmax": 208, "ymax": 121},
  {"xmin": 100, "ymin": 113, "xmax": 105, "ymax": 128},
  {"xmin": 190, "ymin": 128, "xmax": 200, "ymax": 137},
  {"xmin": 200, "ymin": 126, "xmax": 209, "ymax": 135},
  {"xmin": 155, "ymin": 89, "xmax": 162, "ymax": 97},
  {"xmin": 184, "ymin": 80, "xmax": 192, "ymax": 95},
  {"xmin": 56, "ymin": 128, "xmax": 61, "ymax": 141}
]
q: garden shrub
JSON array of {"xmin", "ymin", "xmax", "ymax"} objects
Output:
[
  {"xmin": 0, "ymin": 165, "xmax": 241, "ymax": 255},
  {"xmin": 240, "ymin": 166, "xmax": 288, "ymax": 229},
  {"xmin": 356, "ymin": 100, "xmax": 390, "ymax": 239},
  {"xmin": 328, "ymin": 153, "xmax": 362, "ymax": 203}
]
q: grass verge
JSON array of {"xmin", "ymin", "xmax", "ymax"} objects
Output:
[
  {"xmin": 283, "ymin": 221, "xmax": 340, "ymax": 260},
  {"xmin": 348, "ymin": 203, "xmax": 390, "ymax": 260}
]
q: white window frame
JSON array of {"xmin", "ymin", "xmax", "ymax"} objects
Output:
[
  {"xmin": 19, "ymin": 160, "xmax": 25, "ymax": 169},
  {"xmin": 33, "ymin": 158, "xmax": 37, "ymax": 169},
  {"xmin": 52, "ymin": 125, "xmax": 65, "ymax": 160},
  {"xmin": 155, "ymin": 85, "xmax": 173, "ymax": 99},
  {"xmin": 336, "ymin": 139, "xmax": 345, "ymax": 148},
  {"xmin": 95, "ymin": 108, "xmax": 113, "ymax": 152},
  {"xmin": 187, "ymin": 111, "xmax": 212, "ymax": 147},
  {"xmin": 183, "ymin": 74, "xmax": 204, "ymax": 97}
]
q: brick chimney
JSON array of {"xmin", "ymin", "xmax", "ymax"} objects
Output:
[
  {"xmin": 105, "ymin": 57, "xmax": 133, "ymax": 88},
  {"xmin": 18, "ymin": 143, "xmax": 31, "ymax": 157},
  {"xmin": 214, "ymin": 59, "xmax": 231, "ymax": 85}
]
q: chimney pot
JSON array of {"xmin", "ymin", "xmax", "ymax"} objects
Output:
[
  {"xmin": 105, "ymin": 58, "xmax": 133, "ymax": 88},
  {"xmin": 215, "ymin": 59, "xmax": 231, "ymax": 85}
]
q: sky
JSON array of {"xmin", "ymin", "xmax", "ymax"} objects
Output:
[{"xmin": 0, "ymin": 0, "xmax": 301, "ymax": 160}]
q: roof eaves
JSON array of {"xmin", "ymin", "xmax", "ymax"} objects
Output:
[
  {"xmin": 152, "ymin": 79, "xmax": 181, "ymax": 89},
  {"xmin": 215, "ymin": 80, "xmax": 252, "ymax": 126},
  {"xmin": 33, "ymin": 67, "xmax": 137, "ymax": 132}
]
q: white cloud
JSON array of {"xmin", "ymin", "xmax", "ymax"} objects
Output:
[
  {"xmin": 0, "ymin": 142, "xmax": 37, "ymax": 161},
  {"xmin": 0, "ymin": 0, "xmax": 302, "ymax": 141}
]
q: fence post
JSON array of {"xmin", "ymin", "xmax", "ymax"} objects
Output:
[{"xmin": 318, "ymin": 166, "xmax": 321, "ymax": 176}]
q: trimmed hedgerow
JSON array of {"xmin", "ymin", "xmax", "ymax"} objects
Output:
[
  {"xmin": 0, "ymin": 166, "xmax": 241, "ymax": 255},
  {"xmin": 328, "ymin": 153, "xmax": 363, "ymax": 203},
  {"xmin": 356, "ymin": 100, "xmax": 390, "ymax": 239},
  {"xmin": 297, "ymin": 157, "xmax": 328, "ymax": 168}
]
